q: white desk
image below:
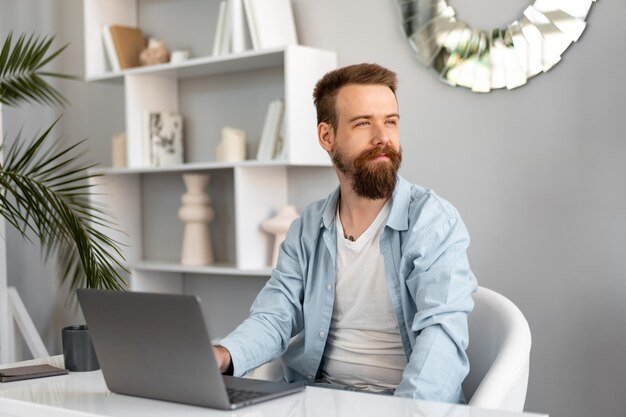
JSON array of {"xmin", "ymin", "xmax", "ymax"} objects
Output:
[{"xmin": 0, "ymin": 357, "xmax": 547, "ymax": 417}]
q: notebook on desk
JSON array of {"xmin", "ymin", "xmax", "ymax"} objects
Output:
[{"xmin": 76, "ymin": 289, "xmax": 304, "ymax": 410}]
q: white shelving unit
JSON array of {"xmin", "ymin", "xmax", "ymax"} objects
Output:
[{"xmin": 83, "ymin": 0, "xmax": 337, "ymax": 295}]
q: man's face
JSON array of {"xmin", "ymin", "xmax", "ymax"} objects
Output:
[{"xmin": 319, "ymin": 84, "xmax": 402, "ymax": 200}]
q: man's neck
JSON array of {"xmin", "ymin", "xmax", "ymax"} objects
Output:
[{"xmin": 337, "ymin": 179, "xmax": 389, "ymax": 241}]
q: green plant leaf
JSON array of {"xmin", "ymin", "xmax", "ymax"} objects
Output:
[
  {"xmin": 0, "ymin": 31, "xmax": 127, "ymax": 296},
  {"xmin": 0, "ymin": 32, "xmax": 76, "ymax": 107},
  {"xmin": 0, "ymin": 122, "xmax": 128, "ymax": 292}
]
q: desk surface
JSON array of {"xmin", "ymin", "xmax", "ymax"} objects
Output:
[{"xmin": 0, "ymin": 357, "xmax": 547, "ymax": 417}]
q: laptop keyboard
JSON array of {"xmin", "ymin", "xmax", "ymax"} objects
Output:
[{"xmin": 226, "ymin": 388, "xmax": 267, "ymax": 403}]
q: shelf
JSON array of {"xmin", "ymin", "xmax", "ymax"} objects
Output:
[
  {"xmin": 132, "ymin": 261, "xmax": 272, "ymax": 277},
  {"xmin": 83, "ymin": 0, "xmax": 337, "ymax": 294},
  {"xmin": 93, "ymin": 44, "xmax": 335, "ymax": 168},
  {"xmin": 85, "ymin": 47, "xmax": 287, "ymax": 83},
  {"xmin": 91, "ymin": 159, "xmax": 330, "ymax": 175}
]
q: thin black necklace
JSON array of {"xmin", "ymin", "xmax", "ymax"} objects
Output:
[{"xmin": 339, "ymin": 199, "xmax": 355, "ymax": 241}]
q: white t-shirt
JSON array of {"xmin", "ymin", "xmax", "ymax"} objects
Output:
[{"xmin": 321, "ymin": 201, "xmax": 407, "ymax": 392}]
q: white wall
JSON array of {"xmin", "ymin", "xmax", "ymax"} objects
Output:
[{"xmin": 2, "ymin": 1, "xmax": 626, "ymax": 416}]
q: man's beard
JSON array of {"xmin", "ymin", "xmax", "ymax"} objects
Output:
[{"xmin": 331, "ymin": 144, "xmax": 402, "ymax": 200}]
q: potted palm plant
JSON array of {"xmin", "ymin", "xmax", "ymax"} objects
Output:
[{"xmin": 0, "ymin": 33, "xmax": 126, "ymax": 299}]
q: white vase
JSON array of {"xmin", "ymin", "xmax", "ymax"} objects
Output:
[
  {"xmin": 178, "ymin": 174, "xmax": 214, "ymax": 265},
  {"xmin": 261, "ymin": 205, "xmax": 299, "ymax": 267}
]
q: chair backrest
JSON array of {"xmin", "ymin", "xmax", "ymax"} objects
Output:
[
  {"xmin": 463, "ymin": 286, "xmax": 532, "ymax": 411},
  {"xmin": 249, "ymin": 286, "xmax": 532, "ymax": 411}
]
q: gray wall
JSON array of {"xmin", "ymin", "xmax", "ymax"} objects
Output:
[
  {"xmin": 0, "ymin": 0, "xmax": 126, "ymax": 352},
  {"xmin": 2, "ymin": 1, "xmax": 626, "ymax": 417}
]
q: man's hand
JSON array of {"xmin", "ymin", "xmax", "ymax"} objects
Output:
[{"xmin": 213, "ymin": 345, "xmax": 232, "ymax": 373}]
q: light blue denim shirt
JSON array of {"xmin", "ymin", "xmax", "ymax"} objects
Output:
[{"xmin": 220, "ymin": 176, "xmax": 477, "ymax": 403}]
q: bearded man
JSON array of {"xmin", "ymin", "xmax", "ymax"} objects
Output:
[{"xmin": 213, "ymin": 63, "xmax": 477, "ymax": 403}]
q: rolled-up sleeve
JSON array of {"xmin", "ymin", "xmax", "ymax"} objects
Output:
[
  {"xmin": 395, "ymin": 215, "xmax": 477, "ymax": 403},
  {"xmin": 220, "ymin": 218, "xmax": 306, "ymax": 377}
]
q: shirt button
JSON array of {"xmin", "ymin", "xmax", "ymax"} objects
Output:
[
  {"xmin": 319, "ymin": 331, "xmax": 326, "ymax": 338},
  {"xmin": 326, "ymin": 284, "xmax": 332, "ymax": 290}
]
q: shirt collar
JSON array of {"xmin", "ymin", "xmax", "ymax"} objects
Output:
[
  {"xmin": 386, "ymin": 175, "xmax": 411, "ymax": 231},
  {"xmin": 321, "ymin": 185, "xmax": 341, "ymax": 230},
  {"xmin": 320, "ymin": 175, "xmax": 411, "ymax": 232}
]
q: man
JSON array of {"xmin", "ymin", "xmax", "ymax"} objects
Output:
[{"xmin": 214, "ymin": 63, "xmax": 477, "ymax": 403}]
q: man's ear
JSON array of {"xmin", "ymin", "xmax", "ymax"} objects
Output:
[{"xmin": 318, "ymin": 122, "xmax": 334, "ymax": 153}]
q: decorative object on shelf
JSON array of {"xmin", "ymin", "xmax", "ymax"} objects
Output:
[
  {"xmin": 396, "ymin": 0, "xmax": 598, "ymax": 92},
  {"xmin": 179, "ymin": 174, "xmax": 215, "ymax": 266},
  {"xmin": 101, "ymin": 24, "xmax": 146, "ymax": 71},
  {"xmin": 62, "ymin": 325, "xmax": 100, "ymax": 372},
  {"xmin": 170, "ymin": 49, "xmax": 191, "ymax": 64},
  {"xmin": 139, "ymin": 38, "xmax": 170, "ymax": 66},
  {"xmin": 111, "ymin": 132, "xmax": 127, "ymax": 168},
  {"xmin": 216, "ymin": 126, "xmax": 247, "ymax": 162},
  {"xmin": 257, "ymin": 99, "xmax": 284, "ymax": 161},
  {"xmin": 244, "ymin": 0, "xmax": 298, "ymax": 50},
  {"xmin": 142, "ymin": 111, "xmax": 184, "ymax": 167},
  {"xmin": 261, "ymin": 205, "xmax": 299, "ymax": 267}
]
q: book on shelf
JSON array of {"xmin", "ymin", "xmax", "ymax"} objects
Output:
[
  {"xmin": 142, "ymin": 111, "xmax": 184, "ymax": 167},
  {"xmin": 102, "ymin": 25, "xmax": 146, "ymax": 71},
  {"xmin": 101, "ymin": 26, "xmax": 120, "ymax": 72},
  {"xmin": 273, "ymin": 111, "xmax": 286, "ymax": 160},
  {"xmin": 213, "ymin": 0, "xmax": 251, "ymax": 56},
  {"xmin": 229, "ymin": 0, "xmax": 247, "ymax": 53},
  {"xmin": 243, "ymin": 0, "xmax": 298, "ymax": 50},
  {"xmin": 212, "ymin": 1, "xmax": 230, "ymax": 56},
  {"xmin": 256, "ymin": 99, "xmax": 284, "ymax": 161}
]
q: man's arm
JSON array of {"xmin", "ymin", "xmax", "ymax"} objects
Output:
[
  {"xmin": 395, "ymin": 215, "xmax": 477, "ymax": 403},
  {"xmin": 215, "ymin": 218, "xmax": 307, "ymax": 377}
]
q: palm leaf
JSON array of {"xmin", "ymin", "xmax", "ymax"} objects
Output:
[
  {"xmin": 0, "ymin": 118, "xmax": 128, "ymax": 292},
  {"xmin": 0, "ymin": 32, "xmax": 76, "ymax": 107},
  {"xmin": 0, "ymin": 31, "xmax": 127, "ymax": 295}
]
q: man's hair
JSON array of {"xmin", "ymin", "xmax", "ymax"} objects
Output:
[{"xmin": 312, "ymin": 63, "xmax": 397, "ymax": 130}]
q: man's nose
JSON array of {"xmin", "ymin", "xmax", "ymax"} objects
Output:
[{"xmin": 372, "ymin": 122, "xmax": 390, "ymax": 146}]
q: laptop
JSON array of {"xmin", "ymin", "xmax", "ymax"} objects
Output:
[{"xmin": 76, "ymin": 289, "xmax": 305, "ymax": 409}]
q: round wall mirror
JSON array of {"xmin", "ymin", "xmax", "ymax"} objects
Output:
[{"xmin": 396, "ymin": 0, "xmax": 598, "ymax": 92}]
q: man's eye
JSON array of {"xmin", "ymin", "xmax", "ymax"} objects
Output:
[
  {"xmin": 386, "ymin": 119, "xmax": 398, "ymax": 125},
  {"xmin": 355, "ymin": 121, "xmax": 369, "ymax": 127}
]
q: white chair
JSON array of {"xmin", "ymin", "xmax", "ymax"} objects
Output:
[
  {"xmin": 249, "ymin": 286, "xmax": 532, "ymax": 412},
  {"xmin": 463, "ymin": 286, "xmax": 532, "ymax": 412}
]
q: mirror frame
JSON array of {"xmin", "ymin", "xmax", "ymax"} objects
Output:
[{"xmin": 396, "ymin": 0, "xmax": 598, "ymax": 92}]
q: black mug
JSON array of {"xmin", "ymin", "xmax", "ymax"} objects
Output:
[{"xmin": 62, "ymin": 325, "xmax": 100, "ymax": 372}]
